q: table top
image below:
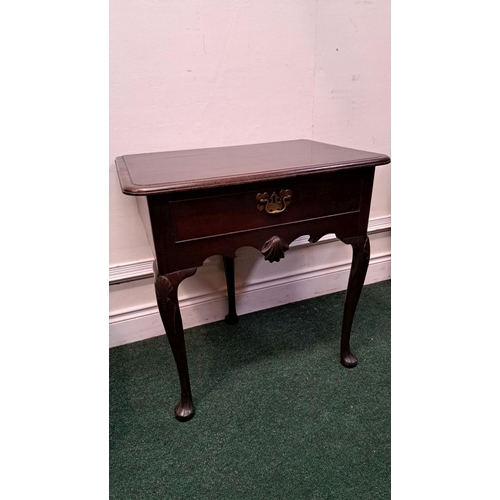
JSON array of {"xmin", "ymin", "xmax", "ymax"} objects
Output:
[{"xmin": 115, "ymin": 139, "xmax": 390, "ymax": 195}]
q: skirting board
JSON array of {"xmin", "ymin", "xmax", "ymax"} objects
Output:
[{"xmin": 109, "ymin": 252, "xmax": 391, "ymax": 348}]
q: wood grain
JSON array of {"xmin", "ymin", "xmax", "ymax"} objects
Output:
[{"xmin": 115, "ymin": 139, "xmax": 390, "ymax": 195}]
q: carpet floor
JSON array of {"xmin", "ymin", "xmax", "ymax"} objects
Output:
[{"xmin": 110, "ymin": 279, "xmax": 390, "ymax": 499}]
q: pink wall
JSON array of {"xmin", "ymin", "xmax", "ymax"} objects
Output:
[{"xmin": 110, "ymin": 0, "xmax": 390, "ymax": 265}]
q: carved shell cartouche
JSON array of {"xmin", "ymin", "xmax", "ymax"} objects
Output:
[{"xmin": 261, "ymin": 236, "xmax": 289, "ymax": 263}]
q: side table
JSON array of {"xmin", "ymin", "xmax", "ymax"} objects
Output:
[{"xmin": 115, "ymin": 139, "xmax": 390, "ymax": 421}]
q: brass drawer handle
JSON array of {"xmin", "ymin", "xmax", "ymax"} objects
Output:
[{"xmin": 256, "ymin": 189, "xmax": 292, "ymax": 214}]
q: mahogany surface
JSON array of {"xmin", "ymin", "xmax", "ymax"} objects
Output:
[
  {"xmin": 115, "ymin": 139, "xmax": 389, "ymax": 195},
  {"xmin": 115, "ymin": 139, "xmax": 390, "ymax": 421}
]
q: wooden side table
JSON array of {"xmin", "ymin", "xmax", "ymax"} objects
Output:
[{"xmin": 115, "ymin": 139, "xmax": 390, "ymax": 421}]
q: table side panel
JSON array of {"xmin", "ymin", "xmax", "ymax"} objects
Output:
[
  {"xmin": 146, "ymin": 195, "xmax": 179, "ymax": 275},
  {"xmin": 357, "ymin": 166, "xmax": 376, "ymax": 236}
]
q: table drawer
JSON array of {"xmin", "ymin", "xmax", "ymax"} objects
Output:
[{"xmin": 170, "ymin": 171, "xmax": 363, "ymax": 242}]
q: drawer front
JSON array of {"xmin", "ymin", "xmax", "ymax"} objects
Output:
[{"xmin": 171, "ymin": 171, "xmax": 363, "ymax": 242}]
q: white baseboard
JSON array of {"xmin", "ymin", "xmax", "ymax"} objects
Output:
[{"xmin": 109, "ymin": 251, "xmax": 391, "ymax": 348}]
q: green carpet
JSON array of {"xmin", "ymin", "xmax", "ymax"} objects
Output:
[{"xmin": 110, "ymin": 280, "xmax": 390, "ymax": 499}]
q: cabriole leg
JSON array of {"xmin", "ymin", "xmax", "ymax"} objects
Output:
[
  {"xmin": 155, "ymin": 270, "xmax": 196, "ymax": 421},
  {"xmin": 340, "ymin": 235, "xmax": 370, "ymax": 368}
]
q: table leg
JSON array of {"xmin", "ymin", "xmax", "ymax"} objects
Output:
[
  {"xmin": 155, "ymin": 270, "xmax": 196, "ymax": 421},
  {"xmin": 223, "ymin": 256, "xmax": 239, "ymax": 325},
  {"xmin": 340, "ymin": 235, "xmax": 370, "ymax": 368}
]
